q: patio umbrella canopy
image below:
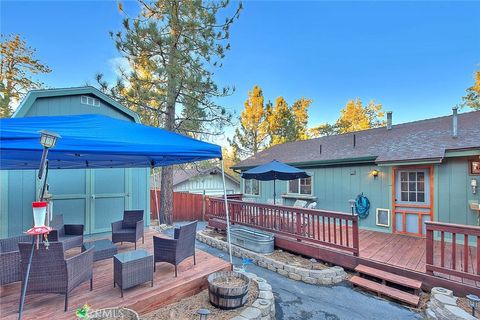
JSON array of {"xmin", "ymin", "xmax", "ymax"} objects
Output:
[
  {"xmin": 0, "ymin": 114, "xmax": 221, "ymax": 169},
  {"xmin": 241, "ymin": 160, "xmax": 310, "ymax": 203}
]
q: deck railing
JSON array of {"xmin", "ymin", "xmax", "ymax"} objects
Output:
[
  {"xmin": 208, "ymin": 198, "xmax": 359, "ymax": 256},
  {"xmin": 426, "ymin": 221, "xmax": 480, "ymax": 282}
]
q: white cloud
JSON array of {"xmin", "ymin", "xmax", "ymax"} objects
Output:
[{"xmin": 108, "ymin": 56, "xmax": 131, "ymax": 78}]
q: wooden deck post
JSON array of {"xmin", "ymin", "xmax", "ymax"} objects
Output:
[
  {"xmin": 425, "ymin": 222, "xmax": 434, "ymax": 275},
  {"xmin": 352, "ymin": 215, "xmax": 359, "ymax": 257}
]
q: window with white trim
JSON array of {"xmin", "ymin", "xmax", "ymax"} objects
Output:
[
  {"xmin": 288, "ymin": 176, "xmax": 312, "ymax": 195},
  {"xmin": 81, "ymin": 95, "xmax": 100, "ymax": 107},
  {"xmin": 244, "ymin": 179, "xmax": 259, "ymax": 196}
]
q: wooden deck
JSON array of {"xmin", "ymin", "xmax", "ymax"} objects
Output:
[{"xmin": 0, "ymin": 229, "xmax": 230, "ymax": 320}]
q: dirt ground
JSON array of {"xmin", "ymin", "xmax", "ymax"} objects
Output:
[{"xmin": 143, "ymin": 281, "xmax": 259, "ymax": 320}]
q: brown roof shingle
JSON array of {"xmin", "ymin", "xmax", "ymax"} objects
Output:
[{"xmin": 233, "ymin": 110, "xmax": 480, "ymax": 169}]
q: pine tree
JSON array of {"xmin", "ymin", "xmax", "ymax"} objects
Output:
[
  {"xmin": 0, "ymin": 34, "xmax": 51, "ymax": 118},
  {"xmin": 99, "ymin": 0, "xmax": 242, "ymax": 224}
]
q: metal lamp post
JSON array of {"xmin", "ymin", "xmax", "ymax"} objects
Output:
[
  {"xmin": 197, "ymin": 308, "xmax": 211, "ymax": 320},
  {"xmin": 18, "ymin": 130, "xmax": 60, "ymax": 320}
]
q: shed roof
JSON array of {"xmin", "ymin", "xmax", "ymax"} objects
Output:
[
  {"xmin": 12, "ymin": 86, "xmax": 141, "ymax": 123},
  {"xmin": 233, "ymin": 110, "xmax": 480, "ymax": 169},
  {"xmin": 151, "ymin": 166, "xmax": 240, "ymax": 188}
]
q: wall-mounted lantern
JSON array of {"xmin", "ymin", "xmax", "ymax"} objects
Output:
[
  {"xmin": 472, "ymin": 178, "xmax": 477, "ymax": 195},
  {"xmin": 370, "ymin": 169, "xmax": 380, "ymax": 179}
]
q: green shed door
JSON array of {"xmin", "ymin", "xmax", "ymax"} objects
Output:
[{"xmin": 91, "ymin": 169, "xmax": 129, "ymax": 233}]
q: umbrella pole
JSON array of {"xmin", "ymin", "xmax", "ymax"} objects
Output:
[
  {"xmin": 220, "ymin": 158, "xmax": 233, "ymax": 265},
  {"xmin": 273, "ymin": 179, "xmax": 276, "ymax": 205}
]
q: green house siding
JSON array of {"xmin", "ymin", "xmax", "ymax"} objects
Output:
[
  {"xmin": 240, "ymin": 156, "xmax": 479, "ymax": 234},
  {"xmin": 0, "ymin": 88, "xmax": 150, "ymax": 238}
]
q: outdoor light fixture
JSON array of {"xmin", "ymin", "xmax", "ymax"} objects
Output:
[
  {"xmin": 349, "ymin": 199, "xmax": 356, "ymax": 216},
  {"xmin": 38, "ymin": 130, "xmax": 60, "ymax": 180},
  {"xmin": 472, "ymin": 179, "xmax": 478, "ymax": 195},
  {"xmin": 467, "ymin": 294, "xmax": 480, "ymax": 316},
  {"xmin": 370, "ymin": 169, "xmax": 380, "ymax": 179},
  {"xmin": 197, "ymin": 308, "xmax": 211, "ymax": 320}
]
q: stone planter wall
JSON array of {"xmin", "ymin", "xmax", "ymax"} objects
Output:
[
  {"xmin": 426, "ymin": 287, "xmax": 476, "ymax": 320},
  {"xmin": 231, "ymin": 272, "xmax": 275, "ymax": 320},
  {"xmin": 197, "ymin": 231, "xmax": 347, "ymax": 286}
]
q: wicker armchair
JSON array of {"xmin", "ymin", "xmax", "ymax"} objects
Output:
[
  {"xmin": 111, "ymin": 210, "xmax": 144, "ymax": 250},
  {"xmin": 47, "ymin": 214, "xmax": 84, "ymax": 250},
  {"xmin": 0, "ymin": 235, "xmax": 31, "ymax": 286},
  {"xmin": 153, "ymin": 221, "xmax": 197, "ymax": 277},
  {"xmin": 18, "ymin": 242, "xmax": 94, "ymax": 312}
]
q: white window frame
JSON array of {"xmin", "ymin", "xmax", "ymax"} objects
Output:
[
  {"xmin": 375, "ymin": 208, "xmax": 390, "ymax": 227},
  {"xmin": 243, "ymin": 179, "xmax": 260, "ymax": 196},
  {"xmin": 395, "ymin": 169, "xmax": 429, "ymax": 205},
  {"xmin": 81, "ymin": 95, "xmax": 100, "ymax": 107},
  {"xmin": 287, "ymin": 172, "xmax": 313, "ymax": 196}
]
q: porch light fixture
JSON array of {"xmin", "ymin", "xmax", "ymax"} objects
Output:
[
  {"xmin": 197, "ymin": 308, "xmax": 211, "ymax": 319},
  {"xmin": 370, "ymin": 169, "xmax": 380, "ymax": 178},
  {"xmin": 467, "ymin": 294, "xmax": 480, "ymax": 316}
]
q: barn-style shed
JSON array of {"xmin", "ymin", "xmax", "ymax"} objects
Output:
[{"xmin": 0, "ymin": 87, "xmax": 150, "ymax": 237}]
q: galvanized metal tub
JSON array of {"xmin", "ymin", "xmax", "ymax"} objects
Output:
[{"xmin": 230, "ymin": 225, "xmax": 274, "ymax": 254}]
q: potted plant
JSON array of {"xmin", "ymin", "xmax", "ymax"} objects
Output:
[{"xmin": 207, "ymin": 271, "xmax": 250, "ymax": 310}]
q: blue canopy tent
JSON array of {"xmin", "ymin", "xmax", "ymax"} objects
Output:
[
  {"xmin": 241, "ymin": 160, "xmax": 310, "ymax": 204},
  {"xmin": 0, "ymin": 114, "xmax": 235, "ymax": 318}
]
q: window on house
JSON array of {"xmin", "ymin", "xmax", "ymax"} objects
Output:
[
  {"xmin": 244, "ymin": 179, "xmax": 259, "ymax": 196},
  {"xmin": 288, "ymin": 176, "xmax": 312, "ymax": 195},
  {"xmin": 81, "ymin": 95, "xmax": 100, "ymax": 107},
  {"xmin": 400, "ymin": 171, "xmax": 425, "ymax": 202}
]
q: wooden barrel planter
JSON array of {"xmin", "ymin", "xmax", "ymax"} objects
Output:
[{"xmin": 208, "ymin": 271, "xmax": 251, "ymax": 310}]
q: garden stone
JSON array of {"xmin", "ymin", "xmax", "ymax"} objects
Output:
[
  {"xmin": 295, "ymin": 268, "xmax": 310, "ymax": 277},
  {"xmin": 318, "ymin": 277, "xmax": 333, "ymax": 285},
  {"xmin": 258, "ymin": 282, "xmax": 272, "ymax": 291},
  {"xmin": 321, "ymin": 270, "xmax": 336, "ymax": 278},
  {"xmin": 288, "ymin": 272, "xmax": 302, "ymax": 281},
  {"xmin": 284, "ymin": 265, "xmax": 296, "ymax": 273},
  {"xmin": 433, "ymin": 294, "xmax": 457, "ymax": 306},
  {"xmin": 252, "ymin": 299, "xmax": 271, "ymax": 316},
  {"xmin": 431, "ymin": 287, "xmax": 453, "ymax": 297},
  {"xmin": 230, "ymin": 316, "xmax": 248, "ymax": 320},
  {"xmin": 333, "ymin": 275, "xmax": 344, "ymax": 283},
  {"xmin": 310, "ymin": 258, "xmax": 317, "ymax": 263},
  {"xmin": 444, "ymin": 305, "xmax": 477, "ymax": 320},
  {"xmin": 277, "ymin": 269, "xmax": 288, "ymax": 276},
  {"xmin": 302, "ymin": 276, "xmax": 317, "ymax": 285},
  {"xmin": 259, "ymin": 290, "xmax": 274, "ymax": 301},
  {"xmin": 425, "ymin": 308, "xmax": 438, "ymax": 320},
  {"xmin": 309, "ymin": 270, "xmax": 325, "ymax": 278},
  {"xmin": 267, "ymin": 264, "xmax": 277, "ymax": 272},
  {"xmin": 240, "ymin": 307, "xmax": 262, "ymax": 320}
]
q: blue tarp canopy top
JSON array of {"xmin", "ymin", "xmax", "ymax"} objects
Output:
[
  {"xmin": 241, "ymin": 160, "xmax": 309, "ymax": 181},
  {"xmin": 0, "ymin": 114, "xmax": 222, "ymax": 170}
]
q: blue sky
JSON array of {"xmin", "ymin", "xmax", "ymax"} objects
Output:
[{"xmin": 2, "ymin": 1, "xmax": 479, "ymax": 144}]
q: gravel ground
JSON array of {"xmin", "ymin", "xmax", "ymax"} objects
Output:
[{"xmin": 165, "ymin": 222, "xmax": 424, "ymax": 320}]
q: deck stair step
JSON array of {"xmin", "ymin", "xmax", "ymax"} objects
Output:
[
  {"xmin": 354, "ymin": 264, "xmax": 422, "ymax": 290},
  {"xmin": 350, "ymin": 276, "xmax": 420, "ymax": 307}
]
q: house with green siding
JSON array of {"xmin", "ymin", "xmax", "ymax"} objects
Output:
[
  {"xmin": 233, "ymin": 109, "xmax": 480, "ymax": 237},
  {"xmin": 0, "ymin": 87, "xmax": 150, "ymax": 237}
]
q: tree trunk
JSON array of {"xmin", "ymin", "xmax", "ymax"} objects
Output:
[{"xmin": 159, "ymin": 167, "xmax": 173, "ymax": 225}]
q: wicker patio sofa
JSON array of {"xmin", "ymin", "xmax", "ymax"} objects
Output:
[
  {"xmin": 112, "ymin": 210, "xmax": 144, "ymax": 250},
  {"xmin": 47, "ymin": 214, "xmax": 84, "ymax": 250},
  {"xmin": 0, "ymin": 234, "xmax": 31, "ymax": 286},
  {"xmin": 18, "ymin": 241, "xmax": 94, "ymax": 311},
  {"xmin": 153, "ymin": 221, "xmax": 197, "ymax": 277}
]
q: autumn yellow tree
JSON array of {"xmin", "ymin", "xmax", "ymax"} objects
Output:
[
  {"xmin": 459, "ymin": 69, "xmax": 480, "ymax": 110},
  {"xmin": 336, "ymin": 98, "xmax": 385, "ymax": 134},
  {"xmin": 265, "ymin": 96, "xmax": 312, "ymax": 146},
  {"xmin": 228, "ymin": 85, "xmax": 268, "ymax": 158}
]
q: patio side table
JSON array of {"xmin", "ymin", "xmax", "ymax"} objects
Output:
[
  {"xmin": 113, "ymin": 249, "xmax": 153, "ymax": 297},
  {"xmin": 82, "ymin": 239, "xmax": 118, "ymax": 262}
]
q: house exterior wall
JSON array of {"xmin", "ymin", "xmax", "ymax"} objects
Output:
[
  {"xmin": 174, "ymin": 174, "xmax": 240, "ymax": 196},
  {"xmin": 0, "ymin": 92, "xmax": 150, "ymax": 238},
  {"xmin": 240, "ymin": 156, "xmax": 478, "ymax": 233}
]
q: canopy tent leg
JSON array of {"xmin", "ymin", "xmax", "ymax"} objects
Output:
[
  {"xmin": 273, "ymin": 178, "xmax": 276, "ymax": 205},
  {"xmin": 220, "ymin": 158, "xmax": 233, "ymax": 265},
  {"xmin": 152, "ymin": 167, "xmax": 161, "ymax": 230}
]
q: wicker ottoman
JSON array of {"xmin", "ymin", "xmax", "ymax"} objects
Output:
[
  {"xmin": 113, "ymin": 250, "xmax": 153, "ymax": 297},
  {"xmin": 82, "ymin": 239, "xmax": 118, "ymax": 262}
]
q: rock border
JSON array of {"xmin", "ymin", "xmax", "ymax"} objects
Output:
[
  {"xmin": 197, "ymin": 231, "xmax": 347, "ymax": 286},
  {"xmin": 230, "ymin": 272, "xmax": 275, "ymax": 320},
  {"xmin": 426, "ymin": 287, "xmax": 476, "ymax": 320}
]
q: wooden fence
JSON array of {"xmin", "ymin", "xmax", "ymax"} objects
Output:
[
  {"xmin": 150, "ymin": 191, "xmax": 206, "ymax": 221},
  {"xmin": 208, "ymin": 197, "xmax": 359, "ymax": 256},
  {"xmin": 426, "ymin": 221, "xmax": 480, "ymax": 282}
]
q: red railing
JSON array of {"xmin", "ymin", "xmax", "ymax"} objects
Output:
[
  {"xmin": 208, "ymin": 198, "xmax": 359, "ymax": 256},
  {"xmin": 426, "ymin": 221, "xmax": 480, "ymax": 282}
]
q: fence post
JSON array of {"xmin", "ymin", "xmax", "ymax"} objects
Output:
[
  {"xmin": 352, "ymin": 215, "xmax": 359, "ymax": 256},
  {"xmin": 426, "ymin": 222, "xmax": 434, "ymax": 275}
]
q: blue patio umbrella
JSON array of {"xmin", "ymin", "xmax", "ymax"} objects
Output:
[{"xmin": 241, "ymin": 160, "xmax": 310, "ymax": 204}]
